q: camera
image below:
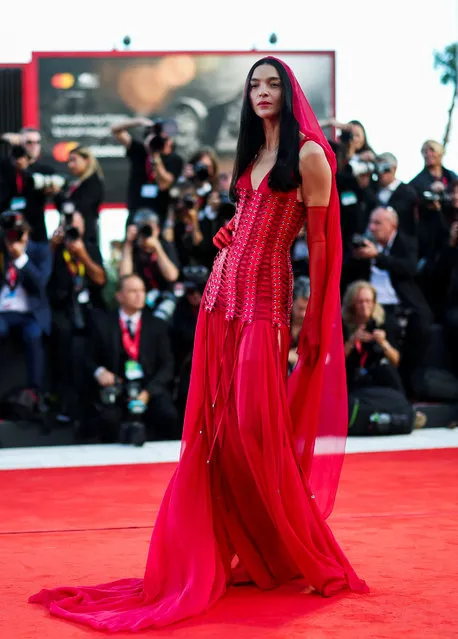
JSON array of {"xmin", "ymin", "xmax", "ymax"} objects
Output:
[
  {"xmin": 192, "ymin": 162, "xmax": 210, "ymax": 183},
  {"xmin": 61, "ymin": 201, "xmax": 80, "ymax": 241},
  {"xmin": 351, "ymin": 233, "xmax": 368, "ymax": 248},
  {"xmin": 0, "ymin": 210, "xmax": 27, "ymax": 243},
  {"xmin": 376, "ymin": 162, "xmax": 393, "ymax": 175},
  {"xmin": 31, "ymin": 173, "xmax": 65, "ymax": 192},
  {"xmin": 99, "ymin": 380, "xmax": 146, "ymax": 447},
  {"xmin": 365, "ymin": 318, "xmax": 377, "ymax": 333},
  {"xmin": 339, "ymin": 129, "xmax": 354, "ymax": 144},
  {"xmin": 145, "ymin": 121, "xmax": 166, "ymax": 154},
  {"xmin": 422, "ymin": 190, "xmax": 453, "ymax": 205},
  {"xmin": 349, "ymin": 158, "xmax": 375, "ymax": 178}
]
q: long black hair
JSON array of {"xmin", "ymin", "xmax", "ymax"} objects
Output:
[{"xmin": 229, "ymin": 57, "xmax": 301, "ymax": 201}]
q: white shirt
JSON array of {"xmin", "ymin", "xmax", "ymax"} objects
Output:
[
  {"xmin": 119, "ymin": 309, "xmax": 142, "ymax": 334},
  {"xmin": 0, "ymin": 253, "xmax": 30, "ymax": 313},
  {"xmin": 370, "ymin": 231, "xmax": 400, "ymax": 305},
  {"xmin": 378, "ymin": 178, "xmax": 401, "ymax": 206}
]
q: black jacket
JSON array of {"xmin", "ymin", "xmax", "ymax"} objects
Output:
[
  {"xmin": 344, "ymin": 230, "xmax": 433, "ymax": 320},
  {"xmin": 377, "ymin": 182, "xmax": 419, "ymax": 238},
  {"xmin": 88, "ymin": 309, "xmax": 174, "ymax": 396}
]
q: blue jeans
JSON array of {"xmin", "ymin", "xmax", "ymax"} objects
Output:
[{"xmin": 0, "ymin": 312, "xmax": 44, "ymax": 389}]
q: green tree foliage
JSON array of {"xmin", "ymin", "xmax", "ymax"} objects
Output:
[{"xmin": 433, "ymin": 43, "xmax": 457, "ymax": 151}]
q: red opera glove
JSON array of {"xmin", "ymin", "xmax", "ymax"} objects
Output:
[
  {"xmin": 213, "ymin": 221, "xmax": 234, "ymax": 249},
  {"xmin": 299, "ymin": 205, "xmax": 328, "ymax": 367}
]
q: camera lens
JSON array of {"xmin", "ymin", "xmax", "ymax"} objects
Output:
[{"xmin": 138, "ymin": 224, "xmax": 153, "ymax": 238}]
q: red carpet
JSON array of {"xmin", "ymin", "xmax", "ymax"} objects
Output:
[{"xmin": 2, "ymin": 448, "xmax": 457, "ymax": 638}]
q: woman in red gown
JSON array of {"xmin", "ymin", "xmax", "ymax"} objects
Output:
[{"xmin": 29, "ymin": 56, "xmax": 368, "ymax": 632}]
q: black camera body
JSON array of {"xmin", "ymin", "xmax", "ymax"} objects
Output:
[
  {"xmin": 422, "ymin": 190, "xmax": 453, "ymax": 205},
  {"xmin": 339, "ymin": 129, "xmax": 354, "ymax": 145},
  {"xmin": 99, "ymin": 379, "xmax": 147, "ymax": 447},
  {"xmin": 146, "ymin": 121, "xmax": 166, "ymax": 154},
  {"xmin": 351, "ymin": 233, "xmax": 368, "ymax": 248},
  {"xmin": 61, "ymin": 201, "xmax": 80, "ymax": 241},
  {"xmin": 0, "ymin": 210, "xmax": 27, "ymax": 243}
]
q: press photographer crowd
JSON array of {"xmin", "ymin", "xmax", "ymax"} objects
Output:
[{"xmin": 0, "ymin": 117, "xmax": 457, "ymax": 445}]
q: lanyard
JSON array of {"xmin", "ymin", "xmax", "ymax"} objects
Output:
[
  {"xmin": 355, "ymin": 340, "xmax": 368, "ymax": 369},
  {"xmin": 62, "ymin": 249, "xmax": 85, "ymax": 279},
  {"xmin": 6, "ymin": 264, "xmax": 18, "ymax": 290},
  {"xmin": 145, "ymin": 157, "xmax": 157, "ymax": 184},
  {"xmin": 120, "ymin": 317, "xmax": 142, "ymax": 361},
  {"xmin": 15, "ymin": 171, "xmax": 23, "ymax": 195}
]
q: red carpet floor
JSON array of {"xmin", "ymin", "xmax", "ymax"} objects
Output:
[{"xmin": 1, "ymin": 448, "xmax": 457, "ymax": 638}]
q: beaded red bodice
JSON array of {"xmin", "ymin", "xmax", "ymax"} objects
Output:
[{"xmin": 204, "ymin": 168, "xmax": 306, "ymax": 327}]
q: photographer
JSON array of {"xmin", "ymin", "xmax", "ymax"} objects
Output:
[
  {"xmin": 54, "ymin": 146, "xmax": 104, "ymax": 247},
  {"xmin": 374, "ymin": 153, "xmax": 419, "ymax": 238},
  {"xmin": 342, "ymin": 280, "xmax": 426, "ymax": 434},
  {"xmin": 119, "ymin": 210, "xmax": 179, "ymax": 322},
  {"xmin": 342, "ymin": 281, "xmax": 403, "ymax": 392},
  {"xmin": 345, "ymin": 205, "xmax": 433, "ymax": 394},
  {"xmin": 88, "ymin": 274, "xmax": 179, "ymax": 444},
  {"xmin": 111, "ymin": 117, "xmax": 183, "ymax": 227},
  {"xmin": 409, "ymin": 141, "xmax": 455, "ymax": 317},
  {"xmin": 0, "ymin": 210, "xmax": 52, "ymax": 397},
  {"xmin": 1, "ymin": 128, "xmax": 62, "ymax": 243},
  {"xmin": 173, "ymin": 186, "xmax": 228, "ymax": 270},
  {"xmin": 183, "ymin": 147, "xmax": 220, "ymax": 190},
  {"xmin": 48, "ymin": 211, "xmax": 106, "ymax": 421}
]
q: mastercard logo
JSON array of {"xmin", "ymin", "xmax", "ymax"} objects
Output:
[
  {"xmin": 52, "ymin": 141, "xmax": 78, "ymax": 163},
  {"xmin": 51, "ymin": 73, "xmax": 75, "ymax": 89}
]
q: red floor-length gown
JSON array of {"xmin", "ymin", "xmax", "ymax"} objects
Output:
[{"xmin": 29, "ymin": 58, "xmax": 368, "ymax": 632}]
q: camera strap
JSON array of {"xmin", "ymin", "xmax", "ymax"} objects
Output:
[
  {"xmin": 5, "ymin": 263, "xmax": 18, "ymax": 291},
  {"xmin": 354, "ymin": 340, "xmax": 368, "ymax": 369},
  {"xmin": 62, "ymin": 249, "xmax": 85, "ymax": 289},
  {"xmin": 120, "ymin": 317, "xmax": 142, "ymax": 361},
  {"xmin": 145, "ymin": 157, "xmax": 157, "ymax": 184},
  {"xmin": 15, "ymin": 170, "xmax": 23, "ymax": 195}
]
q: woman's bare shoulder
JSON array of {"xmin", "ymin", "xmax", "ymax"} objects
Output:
[{"xmin": 299, "ymin": 137, "xmax": 325, "ymax": 159}]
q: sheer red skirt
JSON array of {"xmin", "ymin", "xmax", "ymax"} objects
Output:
[{"xmin": 29, "ymin": 308, "xmax": 368, "ymax": 632}]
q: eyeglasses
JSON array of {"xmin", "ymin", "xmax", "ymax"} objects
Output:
[{"xmin": 25, "ymin": 140, "xmax": 41, "ymax": 145}]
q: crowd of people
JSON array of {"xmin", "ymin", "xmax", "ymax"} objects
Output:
[{"xmin": 0, "ymin": 118, "xmax": 457, "ymax": 443}]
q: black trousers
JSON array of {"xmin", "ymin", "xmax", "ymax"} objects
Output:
[
  {"xmin": 94, "ymin": 390, "xmax": 180, "ymax": 443},
  {"xmin": 443, "ymin": 305, "xmax": 458, "ymax": 375}
]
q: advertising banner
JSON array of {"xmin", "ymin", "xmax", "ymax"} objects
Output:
[{"xmin": 35, "ymin": 51, "xmax": 335, "ymax": 204}]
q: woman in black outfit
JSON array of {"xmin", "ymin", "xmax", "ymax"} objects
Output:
[
  {"xmin": 342, "ymin": 280, "xmax": 405, "ymax": 394},
  {"xmin": 55, "ymin": 146, "xmax": 104, "ymax": 245}
]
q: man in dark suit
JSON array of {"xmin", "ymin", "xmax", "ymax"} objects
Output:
[
  {"xmin": 88, "ymin": 273, "xmax": 179, "ymax": 442},
  {"xmin": 344, "ymin": 205, "xmax": 433, "ymax": 393},
  {"xmin": 0, "ymin": 211, "xmax": 52, "ymax": 392},
  {"xmin": 374, "ymin": 153, "xmax": 419, "ymax": 238}
]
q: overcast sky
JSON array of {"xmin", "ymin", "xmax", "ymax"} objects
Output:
[{"xmin": 1, "ymin": 0, "xmax": 457, "ymax": 181}]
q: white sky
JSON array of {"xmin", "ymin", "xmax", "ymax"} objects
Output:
[{"xmin": 1, "ymin": 0, "xmax": 457, "ymax": 182}]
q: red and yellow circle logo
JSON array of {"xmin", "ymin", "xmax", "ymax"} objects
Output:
[
  {"xmin": 52, "ymin": 141, "xmax": 78, "ymax": 163},
  {"xmin": 51, "ymin": 73, "xmax": 75, "ymax": 89}
]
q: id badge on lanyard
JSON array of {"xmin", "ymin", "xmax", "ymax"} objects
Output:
[{"xmin": 125, "ymin": 360, "xmax": 144, "ymax": 380}]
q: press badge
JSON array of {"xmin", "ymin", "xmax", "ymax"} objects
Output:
[
  {"xmin": 141, "ymin": 184, "xmax": 159, "ymax": 199},
  {"xmin": 125, "ymin": 360, "xmax": 144, "ymax": 380},
  {"xmin": 340, "ymin": 191, "xmax": 358, "ymax": 207},
  {"xmin": 10, "ymin": 197, "xmax": 26, "ymax": 211}
]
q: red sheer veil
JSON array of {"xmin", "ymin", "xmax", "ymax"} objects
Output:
[{"xmin": 265, "ymin": 56, "xmax": 347, "ymax": 519}]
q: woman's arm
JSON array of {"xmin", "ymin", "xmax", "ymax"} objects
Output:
[{"xmin": 298, "ymin": 141, "xmax": 332, "ymax": 365}]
